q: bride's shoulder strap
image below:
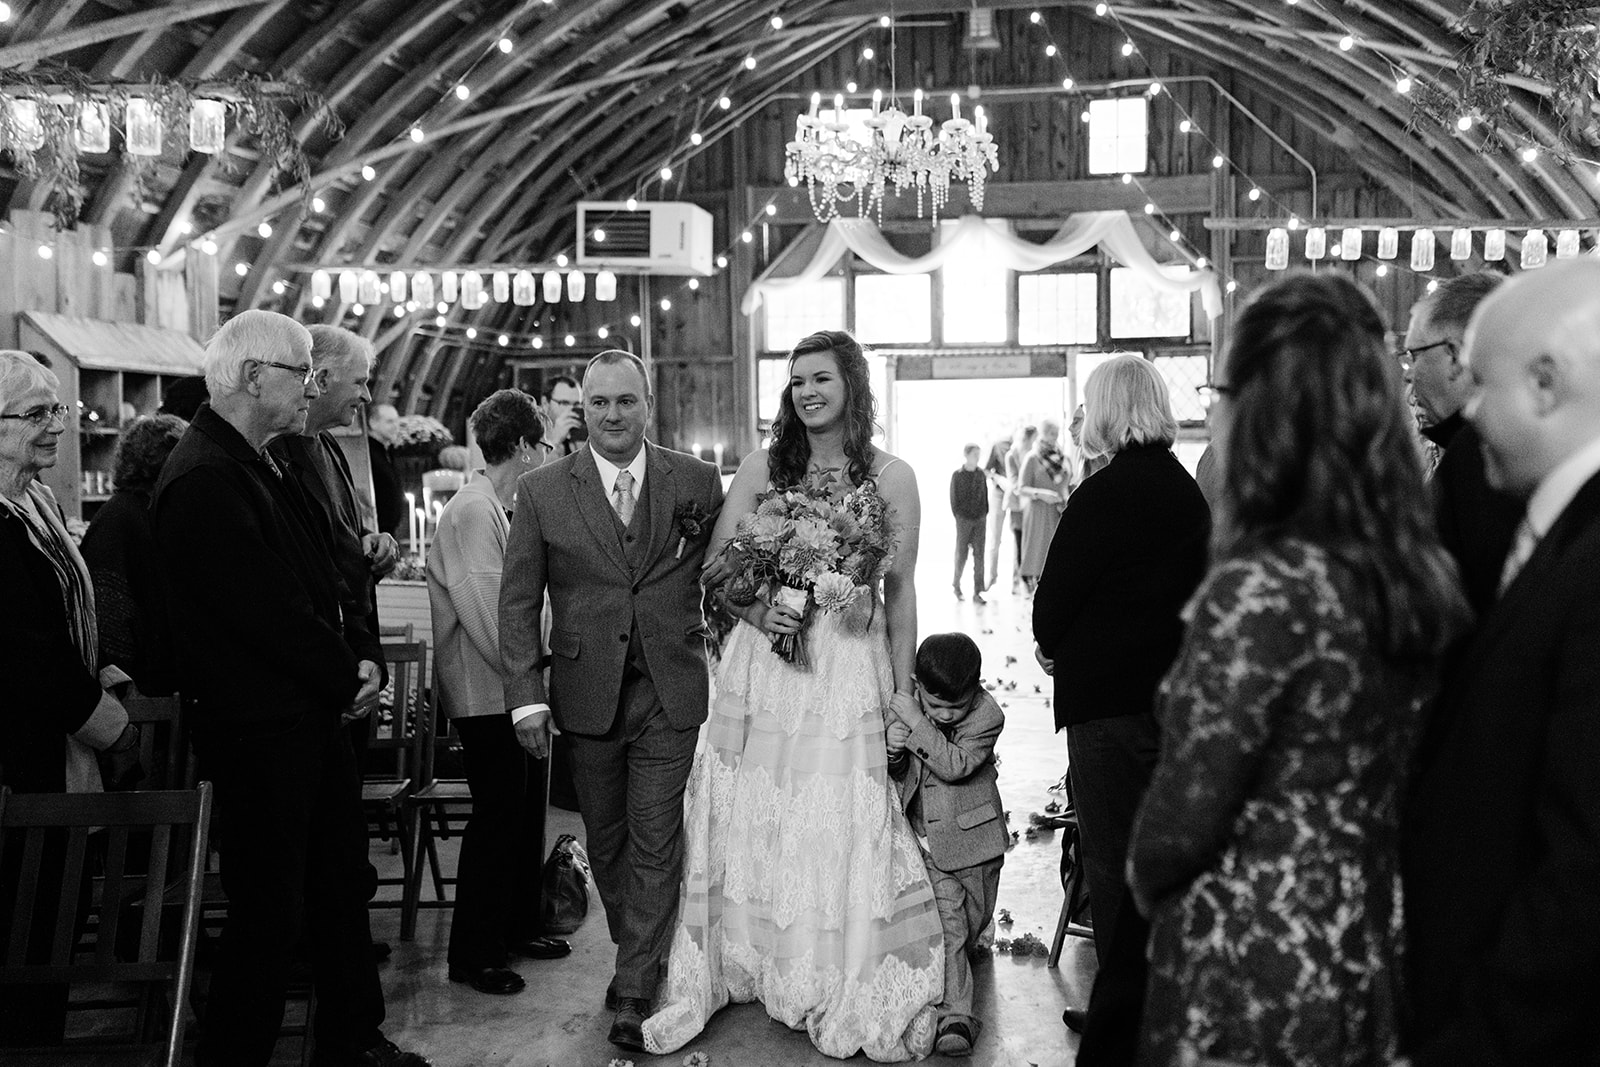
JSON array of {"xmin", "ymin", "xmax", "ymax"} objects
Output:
[{"xmin": 873, "ymin": 454, "xmax": 908, "ymax": 480}]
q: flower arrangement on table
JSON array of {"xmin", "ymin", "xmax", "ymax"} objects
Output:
[
  {"xmin": 713, "ymin": 470, "xmax": 896, "ymax": 667},
  {"xmin": 391, "ymin": 414, "xmax": 454, "ymax": 455}
]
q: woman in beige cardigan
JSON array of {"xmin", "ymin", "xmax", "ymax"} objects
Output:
[{"xmin": 426, "ymin": 388, "xmax": 567, "ymax": 996}]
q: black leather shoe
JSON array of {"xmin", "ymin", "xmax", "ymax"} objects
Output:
[
  {"xmin": 935, "ymin": 1020, "xmax": 974, "ymax": 1056},
  {"xmin": 371, "ymin": 940, "xmax": 392, "ymax": 963},
  {"xmin": 449, "ymin": 965, "xmax": 525, "ymax": 995},
  {"xmin": 510, "ymin": 935, "xmax": 571, "ymax": 960},
  {"xmin": 608, "ymin": 997, "xmax": 649, "ymax": 1051},
  {"xmin": 312, "ymin": 1038, "xmax": 433, "ymax": 1067},
  {"xmin": 1062, "ymin": 1007, "xmax": 1088, "ymax": 1033}
]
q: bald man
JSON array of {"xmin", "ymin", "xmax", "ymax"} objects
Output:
[{"xmin": 1402, "ymin": 259, "xmax": 1600, "ymax": 1066}]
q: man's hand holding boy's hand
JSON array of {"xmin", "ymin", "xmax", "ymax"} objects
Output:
[{"xmin": 886, "ymin": 719, "xmax": 911, "ymax": 755}]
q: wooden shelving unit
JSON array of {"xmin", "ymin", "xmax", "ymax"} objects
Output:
[{"xmin": 19, "ymin": 311, "xmax": 207, "ymax": 521}]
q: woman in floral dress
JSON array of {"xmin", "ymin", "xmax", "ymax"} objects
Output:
[{"xmin": 1127, "ymin": 273, "xmax": 1469, "ymax": 1066}]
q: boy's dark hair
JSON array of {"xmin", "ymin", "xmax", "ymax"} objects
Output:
[{"xmin": 915, "ymin": 632, "xmax": 982, "ymax": 702}]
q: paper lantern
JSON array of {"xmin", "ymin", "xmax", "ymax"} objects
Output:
[
  {"xmin": 1304, "ymin": 227, "xmax": 1327, "ymax": 260},
  {"xmin": 566, "ymin": 270, "xmax": 586, "ymax": 302},
  {"xmin": 1521, "ymin": 229, "xmax": 1547, "ymax": 269},
  {"xmin": 595, "ymin": 269, "xmax": 618, "ymax": 301},
  {"xmin": 1556, "ymin": 229, "xmax": 1580, "ymax": 259},
  {"xmin": 1450, "ymin": 229, "xmax": 1473, "ymax": 261},
  {"xmin": 8, "ymin": 98, "xmax": 45, "ymax": 152},
  {"xmin": 189, "ymin": 99, "xmax": 226, "ymax": 154},
  {"xmin": 441, "ymin": 271, "xmax": 458, "ymax": 304},
  {"xmin": 1410, "ymin": 231, "xmax": 1435, "ymax": 272},
  {"xmin": 384, "ymin": 271, "xmax": 404, "ymax": 303},
  {"xmin": 492, "ymin": 271, "xmax": 510, "ymax": 302},
  {"xmin": 358, "ymin": 270, "xmax": 381, "ymax": 305},
  {"xmin": 311, "ymin": 270, "xmax": 332, "ymax": 300},
  {"xmin": 339, "ymin": 271, "xmax": 358, "ymax": 303},
  {"xmin": 460, "ymin": 271, "xmax": 483, "ymax": 306},
  {"xmin": 411, "ymin": 272, "xmax": 434, "ymax": 305},
  {"xmin": 513, "ymin": 270, "xmax": 536, "ymax": 306},
  {"xmin": 125, "ymin": 98, "xmax": 162, "ymax": 156},
  {"xmin": 543, "ymin": 270, "xmax": 562, "ymax": 302},
  {"xmin": 1377, "ymin": 227, "xmax": 1399, "ymax": 260},
  {"xmin": 1483, "ymin": 229, "xmax": 1506, "ymax": 261},
  {"xmin": 1340, "ymin": 228, "xmax": 1362, "ymax": 261},
  {"xmin": 74, "ymin": 99, "xmax": 111, "ymax": 154},
  {"xmin": 1265, "ymin": 228, "xmax": 1289, "ymax": 271}
]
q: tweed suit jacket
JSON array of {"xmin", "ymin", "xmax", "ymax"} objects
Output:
[
  {"xmin": 890, "ymin": 690, "xmax": 1008, "ymax": 871},
  {"xmin": 498, "ymin": 442, "xmax": 723, "ymax": 733}
]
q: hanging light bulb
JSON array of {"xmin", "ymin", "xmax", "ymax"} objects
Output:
[
  {"xmin": 743, "ymin": 55, "xmax": 757, "ymax": 70},
  {"xmin": 741, "ymin": 230, "xmax": 754, "ymax": 243},
  {"xmin": 1456, "ymin": 114, "xmax": 1473, "ymax": 132},
  {"xmin": 598, "ymin": 325, "xmax": 610, "ymax": 339},
  {"xmin": 630, "ymin": 314, "xmax": 642, "ymax": 327},
  {"xmin": 863, "ymin": 47, "xmax": 874, "ymax": 60},
  {"xmin": 689, "ymin": 132, "xmax": 702, "ymax": 146},
  {"xmin": 435, "ymin": 315, "xmax": 446, "ymax": 327},
  {"xmin": 312, "ymin": 196, "xmax": 326, "ymax": 213},
  {"xmin": 1211, "ymin": 154, "xmax": 1225, "ymax": 169},
  {"xmin": 455, "ymin": 84, "xmax": 470, "ymax": 101},
  {"xmin": 179, "ymin": 221, "xmax": 194, "ymax": 235},
  {"xmin": 1520, "ymin": 146, "xmax": 1539, "ymax": 163},
  {"xmin": 688, "ymin": 278, "xmax": 700, "ymax": 291},
  {"xmin": 146, "ymin": 249, "xmax": 161, "ymax": 265},
  {"xmin": 465, "ymin": 327, "xmax": 477, "ymax": 339},
  {"xmin": 1338, "ymin": 34, "xmax": 1354, "ymax": 51},
  {"xmin": 716, "ymin": 255, "xmax": 729, "ymax": 269},
  {"xmin": 556, "ymin": 252, "xmax": 570, "ymax": 268},
  {"xmin": 1395, "ymin": 76, "xmax": 1412, "ymax": 95},
  {"xmin": 498, "ymin": 37, "xmax": 513, "ymax": 53},
  {"xmin": 92, "ymin": 250, "xmax": 109, "ymax": 267},
  {"xmin": 1061, "ymin": 77, "xmax": 1075, "ymax": 90},
  {"xmin": 235, "ymin": 262, "xmax": 250, "ymax": 277},
  {"xmin": 352, "ymin": 303, "xmax": 364, "ymax": 316},
  {"xmin": 1120, "ymin": 40, "xmax": 1134, "ymax": 57},
  {"xmin": 661, "ymin": 297, "xmax": 675, "ymax": 311},
  {"xmin": 409, "ymin": 126, "xmax": 425, "ymax": 143},
  {"xmin": 1045, "ymin": 44, "xmax": 1057, "ymax": 57},
  {"xmin": 660, "ymin": 166, "xmax": 673, "ymax": 181},
  {"xmin": 272, "ymin": 280, "xmax": 287, "ymax": 295},
  {"xmin": 1248, "ymin": 187, "xmax": 1261, "ymax": 201},
  {"xmin": 626, "ymin": 197, "xmax": 638, "ymax": 210},
  {"xmin": 719, "ymin": 96, "xmax": 732, "ymax": 110},
  {"xmin": 313, "ymin": 295, "xmax": 325, "ymax": 308},
  {"xmin": 498, "ymin": 334, "xmax": 509, "ymax": 346},
  {"xmin": 257, "ymin": 221, "xmax": 273, "ymax": 239},
  {"xmin": 564, "ymin": 334, "xmax": 576, "ymax": 347},
  {"xmin": 879, "ymin": 15, "xmax": 891, "ymax": 27},
  {"xmin": 361, "ymin": 164, "xmax": 377, "ymax": 180},
  {"xmin": 1375, "ymin": 264, "xmax": 1389, "ymax": 278},
  {"xmin": 1178, "ymin": 119, "xmax": 1192, "ymax": 134},
  {"xmin": 200, "ymin": 238, "xmax": 218, "ymax": 255},
  {"xmin": 770, "ymin": 15, "xmax": 783, "ymax": 28}
]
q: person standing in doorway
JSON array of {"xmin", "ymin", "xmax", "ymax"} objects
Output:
[
  {"xmin": 951, "ymin": 443, "xmax": 988, "ymax": 603},
  {"xmin": 367, "ymin": 402, "xmax": 407, "ymax": 539}
]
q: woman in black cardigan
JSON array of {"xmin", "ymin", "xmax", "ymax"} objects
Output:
[{"xmin": 1031, "ymin": 354, "xmax": 1210, "ymax": 1057}]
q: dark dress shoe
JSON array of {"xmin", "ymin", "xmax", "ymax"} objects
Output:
[
  {"xmin": 510, "ymin": 935, "xmax": 571, "ymax": 960},
  {"xmin": 935, "ymin": 1020, "xmax": 974, "ymax": 1056},
  {"xmin": 449, "ymin": 965, "xmax": 526, "ymax": 995},
  {"xmin": 312, "ymin": 1038, "xmax": 433, "ymax": 1067},
  {"xmin": 371, "ymin": 940, "xmax": 392, "ymax": 962},
  {"xmin": 608, "ymin": 997, "xmax": 649, "ymax": 1051},
  {"xmin": 1062, "ymin": 1007, "xmax": 1088, "ymax": 1033}
]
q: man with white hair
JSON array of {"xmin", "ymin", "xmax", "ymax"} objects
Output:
[
  {"xmin": 1403, "ymin": 259, "xmax": 1600, "ymax": 1065},
  {"xmin": 152, "ymin": 310, "xmax": 430, "ymax": 1067}
]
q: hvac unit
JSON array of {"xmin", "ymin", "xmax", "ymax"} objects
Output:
[{"xmin": 576, "ymin": 201, "xmax": 715, "ymax": 276}]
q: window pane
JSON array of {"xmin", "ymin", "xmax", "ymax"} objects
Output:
[
  {"xmin": 1109, "ymin": 267, "xmax": 1190, "ymax": 338},
  {"xmin": 940, "ymin": 219, "xmax": 1009, "ymax": 343},
  {"xmin": 761, "ymin": 276, "xmax": 845, "ymax": 353},
  {"xmin": 757, "ymin": 357, "xmax": 789, "ymax": 425},
  {"xmin": 854, "ymin": 274, "xmax": 931, "ymax": 344},
  {"xmin": 1019, "ymin": 273, "xmax": 1098, "ymax": 345},
  {"xmin": 1088, "ymin": 97, "xmax": 1148, "ymax": 175},
  {"xmin": 1154, "ymin": 355, "xmax": 1209, "ymax": 423},
  {"xmin": 1074, "ymin": 351, "xmax": 1121, "ymax": 412}
]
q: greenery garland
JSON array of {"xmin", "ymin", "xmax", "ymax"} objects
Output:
[
  {"xmin": 0, "ymin": 63, "xmax": 342, "ymax": 230},
  {"xmin": 1411, "ymin": 0, "xmax": 1600, "ymax": 159}
]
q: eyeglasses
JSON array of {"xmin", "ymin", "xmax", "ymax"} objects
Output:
[
  {"xmin": 1396, "ymin": 338, "xmax": 1455, "ymax": 371},
  {"xmin": 1195, "ymin": 383, "xmax": 1238, "ymax": 403},
  {"xmin": 255, "ymin": 360, "xmax": 317, "ymax": 386},
  {"xmin": 0, "ymin": 402, "xmax": 70, "ymax": 427}
]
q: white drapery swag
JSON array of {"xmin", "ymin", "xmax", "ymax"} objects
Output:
[{"xmin": 742, "ymin": 210, "xmax": 1223, "ymax": 320}]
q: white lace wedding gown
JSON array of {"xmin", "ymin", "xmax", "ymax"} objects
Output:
[{"xmin": 642, "ymin": 602, "xmax": 944, "ymax": 1061}]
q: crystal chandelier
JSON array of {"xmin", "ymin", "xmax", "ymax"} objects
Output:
[{"xmin": 785, "ymin": 89, "xmax": 999, "ymax": 224}]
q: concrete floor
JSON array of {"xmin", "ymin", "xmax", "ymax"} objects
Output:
[{"xmin": 369, "ymin": 569, "xmax": 1094, "ymax": 1067}]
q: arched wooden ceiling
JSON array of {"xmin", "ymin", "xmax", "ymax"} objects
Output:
[{"xmin": 4, "ymin": 0, "xmax": 1596, "ymax": 389}]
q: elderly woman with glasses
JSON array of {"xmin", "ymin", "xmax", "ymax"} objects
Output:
[
  {"xmin": 426, "ymin": 388, "xmax": 567, "ymax": 997},
  {"xmin": 1, "ymin": 350, "xmax": 141, "ymax": 1045}
]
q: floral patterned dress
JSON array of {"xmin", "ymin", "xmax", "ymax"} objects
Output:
[{"xmin": 1128, "ymin": 541, "xmax": 1434, "ymax": 1067}]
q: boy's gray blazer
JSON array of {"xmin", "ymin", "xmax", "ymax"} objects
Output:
[{"xmin": 892, "ymin": 691, "xmax": 1009, "ymax": 870}]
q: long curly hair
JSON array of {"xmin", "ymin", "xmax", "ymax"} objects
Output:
[
  {"xmin": 768, "ymin": 330, "xmax": 878, "ymax": 489},
  {"xmin": 1217, "ymin": 271, "xmax": 1468, "ymax": 661}
]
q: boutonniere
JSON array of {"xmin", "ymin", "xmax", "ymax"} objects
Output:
[{"xmin": 673, "ymin": 500, "xmax": 712, "ymax": 559}]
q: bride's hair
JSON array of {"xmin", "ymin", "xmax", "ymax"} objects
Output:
[{"xmin": 768, "ymin": 330, "xmax": 877, "ymax": 489}]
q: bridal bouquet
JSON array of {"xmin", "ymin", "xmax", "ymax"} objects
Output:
[{"xmin": 715, "ymin": 471, "xmax": 896, "ymax": 667}]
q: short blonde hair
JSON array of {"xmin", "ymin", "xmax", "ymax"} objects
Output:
[
  {"xmin": 0, "ymin": 350, "xmax": 59, "ymax": 406},
  {"xmin": 1081, "ymin": 354, "xmax": 1177, "ymax": 460},
  {"xmin": 205, "ymin": 309, "xmax": 312, "ymax": 398}
]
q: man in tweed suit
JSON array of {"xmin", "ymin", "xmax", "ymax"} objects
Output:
[{"xmin": 499, "ymin": 350, "xmax": 723, "ymax": 1051}]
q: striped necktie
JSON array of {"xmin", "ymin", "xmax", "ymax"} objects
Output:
[{"xmin": 612, "ymin": 469, "xmax": 636, "ymax": 526}]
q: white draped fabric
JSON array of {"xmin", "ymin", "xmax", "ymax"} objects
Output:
[{"xmin": 743, "ymin": 210, "xmax": 1223, "ymax": 320}]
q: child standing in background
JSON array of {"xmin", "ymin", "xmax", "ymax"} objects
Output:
[{"xmin": 888, "ymin": 633, "xmax": 1008, "ymax": 1057}]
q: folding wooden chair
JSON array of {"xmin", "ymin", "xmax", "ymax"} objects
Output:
[
  {"xmin": 0, "ymin": 783, "xmax": 213, "ymax": 1067},
  {"xmin": 401, "ymin": 687, "xmax": 471, "ymax": 942},
  {"xmin": 122, "ymin": 694, "xmax": 192, "ymax": 792},
  {"xmin": 361, "ymin": 640, "xmax": 429, "ymax": 920},
  {"xmin": 377, "ymin": 622, "xmax": 415, "ymax": 641},
  {"xmin": 1048, "ymin": 812, "xmax": 1093, "ymax": 967}
]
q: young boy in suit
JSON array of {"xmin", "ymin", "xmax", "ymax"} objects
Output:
[{"xmin": 888, "ymin": 632, "xmax": 1008, "ymax": 1057}]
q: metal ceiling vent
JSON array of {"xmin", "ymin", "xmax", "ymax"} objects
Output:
[
  {"xmin": 965, "ymin": 8, "xmax": 1001, "ymax": 50},
  {"xmin": 576, "ymin": 201, "xmax": 714, "ymax": 276}
]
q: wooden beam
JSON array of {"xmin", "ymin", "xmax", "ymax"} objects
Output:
[
  {"xmin": 0, "ymin": 0, "xmax": 272, "ymax": 67},
  {"xmin": 752, "ymin": 174, "xmax": 1216, "ymax": 223}
]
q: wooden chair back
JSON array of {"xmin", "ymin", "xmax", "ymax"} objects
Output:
[
  {"xmin": 122, "ymin": 694, "xmax": 190, "ymax": 791},
  {"xmin": 377, "ymin": 622, "xmax": 415, "ymax": 641},
  {"xmin": 365, "ymin": 640, "xmax": 429, "ymax": 782},
  {"xmin": 0, "ymin": 783, "xmax": 213, "ymax": 1067}
]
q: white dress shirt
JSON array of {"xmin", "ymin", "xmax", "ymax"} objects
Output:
[
  {"xmin": 1498, "ymin": 431, "xmax": 1600, "ymax": 593},
  {"xmin": 510, "ymin": 446, "xmax": 649, "ymax": 725}
]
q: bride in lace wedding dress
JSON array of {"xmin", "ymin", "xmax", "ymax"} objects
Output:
[{"xmin": 643, "ymin": 331, "xmax": 943, "ymax": 1061}]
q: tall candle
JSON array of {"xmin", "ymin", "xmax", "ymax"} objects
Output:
[
  {"xmin": 950, "ymin": 93, "xmax": 960, "ymax": 121},
  {"xmin": 872, "ymin": 88, "xmax": 882, "ymax": 115},
  {"xmin": 913, "ymin": 88, "xmax": 923, "ymax": 117},
  {"xmin": 414, "ymin": 507, "xmax": 429, "ymax": 565},
  {"xmin": 713, "ymin": 442, "xmax": 726, "ymax": 468},
  {"xmin": 404, "ymin": 492, "xmax": 417, "ymax": 550},
  {"xmin": 975, "ymin": 105, "xmax": 987, "ymax": 135},
  {"xmin": 809, "ymin": 91, "xmax": 820, "ymax": 118},
  {"xmin": 833, "ymin": 93, "xmax": 844, "ymax": 124}
]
